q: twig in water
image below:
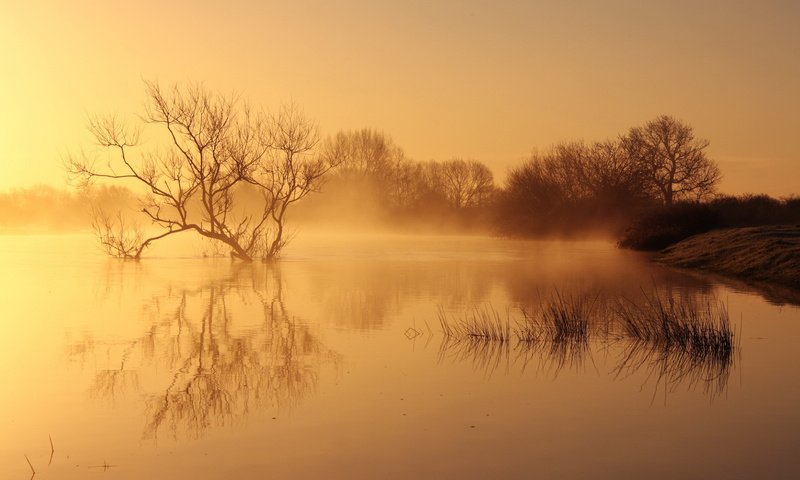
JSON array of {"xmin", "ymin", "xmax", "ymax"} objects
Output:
[
  {"xmin": 89, "ymin": 460, "xmax": 118, "ymax": 470},
  {"xmin": 24, "ymin": 454, "xmax": 35, "ymax": 475}
]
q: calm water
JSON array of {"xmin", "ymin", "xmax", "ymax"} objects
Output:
[{"xmin": 0, "ymin": 234, "xmax": 798, "ymax": 479}]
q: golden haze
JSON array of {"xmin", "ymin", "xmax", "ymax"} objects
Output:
[{"xmin": 1, "ymin": 0, "xmax": 798, "ymax": 195}]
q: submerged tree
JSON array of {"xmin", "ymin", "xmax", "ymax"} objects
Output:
[
  {"xmin": 68, "ymin": 81, "xmax": 337, "ymax": 261},
  {"xmin": 622, "ymin": 115, "xmax": 721, "ymax": 205}
]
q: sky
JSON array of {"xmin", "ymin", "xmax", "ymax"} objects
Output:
[{"xmin": 2, "ymin": 0, "xmax": 799, "ymax": 195}]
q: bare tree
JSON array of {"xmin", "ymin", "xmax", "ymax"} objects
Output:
[
  {"xmin": 429, "ymin": 158, "xmax": 495, "ymax": 209},
  {"xmin": 90, "ymin": 207, "xmax": 143, "ymax": 259},
  {"xmin": 319, "ymin": 128, "xmax": 413, "ymax": 209},
  {"xmin": 565, "ymin": 140, "xmax": 652, "ymax": 207},
  {"xmin": 249, "ymin": 103, "xmax": 331, "ymax": 258},
  {"xmin": 67, "ymin": 82, "xmax": 335, "ymax": 261},
  {"xmin": 622, "ymin": 115, "xmax": 721, "ymax": 205},
  {"xmin": 320, "ymin": 128, "xmax": 404, "ymax": 183}
]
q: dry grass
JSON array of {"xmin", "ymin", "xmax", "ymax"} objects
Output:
[{"xmin": 658, "ymin": 224, "xmax": 800, "ymax": 288}]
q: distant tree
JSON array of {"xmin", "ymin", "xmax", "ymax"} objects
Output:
[
  {"xmin": 622, "ymin": 115, "xmax": 721, "ymax": 205},
  {"xmin": 428, "ymin": 158, "xmax": 495, "ymax": 209},
  {"xmin": 67, "ymin": 81, "xmax": 335, "ymax": 261},
  {"xmin": 320, "ymin": 128, "xmax": 411, "ymax": 206},
  {"xmin": 321, "ymin": 128, "xmax": 405, "ymax": 184},
  {"xmin": 497, "ymin": 140, "xmax": 655, "ymax": 236},
  {"xmin": 391, "ymin": 161, "xmax": 431, "ymax": 210},
  {"xmin": 575, "ymin": 140, "xmax": 652, "ymax": 208}
]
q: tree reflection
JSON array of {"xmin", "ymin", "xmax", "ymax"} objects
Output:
[{"xmin": 72, "ymin": 264, "xmax": 337, "ymax": 439}]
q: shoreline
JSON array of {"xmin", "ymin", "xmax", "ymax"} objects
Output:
[{"xmin": 655, "ymin": 224, "xmax": 800, "ymax": 290}]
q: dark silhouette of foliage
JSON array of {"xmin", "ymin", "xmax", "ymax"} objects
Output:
[
  {"xmin": 496, "ymin": 140, "xmax": 655, "ymax": 237},
  {"xmin": 620, "ymin": 194, "xmax": 800, "ymax": 250},
  {"xmin": 622, "ymin": 115, "xmax": 721, "ymax": 205}
]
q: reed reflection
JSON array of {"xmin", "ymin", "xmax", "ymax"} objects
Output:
[
  {"xmin": 435, "ymin": 288, "xmax": 737, "ymax": 399},
  {"xmin": 71, "ymin": 264, "xmax": 337, "ymax": 439}
]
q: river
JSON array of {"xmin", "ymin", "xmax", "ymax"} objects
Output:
[{"xmin": 0, "ymin": 233, "xmax": 798, "ymax": 479}]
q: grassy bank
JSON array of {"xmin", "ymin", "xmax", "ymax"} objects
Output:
[{"xmin": 657, "ymin": 225, "xmax": 800, "ymax": 288}]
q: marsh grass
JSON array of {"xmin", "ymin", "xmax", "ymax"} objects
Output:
[
  {"xmin": 437, "ymin": 306, "xmax": 512, "ymax": 343},
  {"xmin": 518, "ymin": 291, "xmax": 598, "ymax": 343},
  {"xmin": 437, "ymin": 293, "xmax": 599, "ymax": 376},
  {"xmin": 612, "ymin": 292, "xmax": 736, "ymax": 358},
  {"xmin": 611, "ymin": 291, "xmax": 737, "ymax": 398},
  {"xmin": 436, "ymin": 306, "xmax": 513, "ymax": 376},
  {"xmin": 434, "ymin": 289, "xmax": 737, "ymax": 395}
]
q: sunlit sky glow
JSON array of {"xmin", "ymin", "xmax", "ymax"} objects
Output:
[{"xmin": 2, "ymin": 0, "xmax": 798, "ymax": 194}]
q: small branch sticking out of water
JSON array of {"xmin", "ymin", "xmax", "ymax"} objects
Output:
[
  {"xmin": 24, "ymin": 454, "xmax": 35, "ymax": 475},
  {"xmin": 49, "ymin": 434, "xmax": 54, "ymax": 466}
]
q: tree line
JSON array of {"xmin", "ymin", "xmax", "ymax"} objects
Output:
[
  {"xmin": 57, "ymin": 82, "xmax": 729, "ymax": 259},
  {"xmin": 312, "ymin": 115, "xmax": 722, "ymax": 237},
  {"xmin": 497, "ymin": 115, "xmax": 721, "ymax": 236}
]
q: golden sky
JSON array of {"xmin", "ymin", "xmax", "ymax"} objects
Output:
[{"xmin": 2, "ymin": 0, "xmax": 798, "ymax": 195}]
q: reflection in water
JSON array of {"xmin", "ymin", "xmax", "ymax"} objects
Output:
[
  {"xmin": 71, "ymin": 265, "xmax": 337, "ymax": 439},
  {"xmin": 613, "ymin": 338, "xmax": 736, "ymax": 400},
  {"xmin": 7, "ymin": 236, "xmax": 798, "ymax": 479},
  {"xmin": 435, "ymin": 288, "xmax": 737, "ymax": 399},
  {"xmin": 310, "ymin": 261, "xmax": 496, "ymax": 331}
]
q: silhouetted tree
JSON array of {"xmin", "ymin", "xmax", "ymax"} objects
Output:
[
  {"xmin": 497, "ymin": 140, "xmax": 655, "ymax": 236},
  {"xmin": 622, "ymin": 115, "xmax": 721, "ymax": 205},
  {"xmin": 321, "ymin": 128, "xmax": 404, "ymax": 183},
  {"xmin": 428, "ymin": 158, "xmax": 495, "ymax": 209},
  {"xmin": 319, "ymin": 128, "xmax": 413, "ymax": 209},
  {"xmin": 576, "ymin": 140, "xmax": 652, "ymax": 208},
  {"xmin": 67, "ymin": 82, "xmax": 336, "ymax": 260}
]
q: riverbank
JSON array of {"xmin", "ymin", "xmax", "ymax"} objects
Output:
[{"xmin": 656, "ymin": 224, "xmax": 800, "ymax": 289}]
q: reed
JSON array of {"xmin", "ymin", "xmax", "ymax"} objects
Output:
[
  {"xmin": 518, "ymin": 291, "xmax": 597, "ymax": 344},
  {"xmin": 434, "ymin": 289, "xmax": 737, "ymax": 395},
  {"xmin": 437, "ymin": 305, "xmax": 512, "ymax": 343},
  {"xmin": 613, "ymin": 291, "xmax": 735, "ymax": 357}
]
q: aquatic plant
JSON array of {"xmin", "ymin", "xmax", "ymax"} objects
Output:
[
  {"xmin": 437, "ymin": 305, "xmax": 512, "ymax": 343},
  {"xmin": 612, "ymin": 291, "xmax": 735, "ymax": 358},
  {"xmin": 433, "ymin": 288, "xmax": 737, "ymax": 396},
  {"xmin": 518, "ymin": 291, "xmax": 597, "ymax": 344}
]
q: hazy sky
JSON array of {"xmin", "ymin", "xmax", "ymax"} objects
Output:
[{"xmin": 2, "ymin": 0, "xmax": 799, "ymax": 195}]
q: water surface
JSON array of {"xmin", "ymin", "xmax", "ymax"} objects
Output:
[{"xmin": 0, "ymin": 234, "xmax": 798, "ymax": 479}]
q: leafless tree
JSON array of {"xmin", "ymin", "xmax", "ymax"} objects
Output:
[
  {"xmin": 320, "ymin": 128, "xmax": 404, "ymax": 182},
  {"xmin": 248, "ymin": 103, "xmax": 332, "ymax": 258},
  {"xmin": 559, "ymin": 140, "xmax": 652, "ymax": 206},
  {"xmin": 622, "ymin": 115, "xmax": 721, "ymax": 205},
  {"xmin": 90, "ymin": 207, "xmax": 143, "ymax": 259},
  {"xmin": 319, "ymin": 128, "xmax": 414, "ymax": 209},
  {"xmin": 67, "ymin": 82, "xmax": 335, "ymax": 261},
  {"xmin": 429, "ymin": 158, "xmax": 495, "ymax": 209}
]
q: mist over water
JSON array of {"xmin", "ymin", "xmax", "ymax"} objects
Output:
[{"xmin": 1, "ymin": 234, "xmax": 798, "ymax": 479}]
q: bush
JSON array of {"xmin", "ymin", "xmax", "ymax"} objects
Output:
[
  {"xmin": 619, "ymin": 194, "xmax": 800, "ymax": 250},
  {"xmin": 619, "ymin": 202, "xmax": 719, "ymax": 250}
]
